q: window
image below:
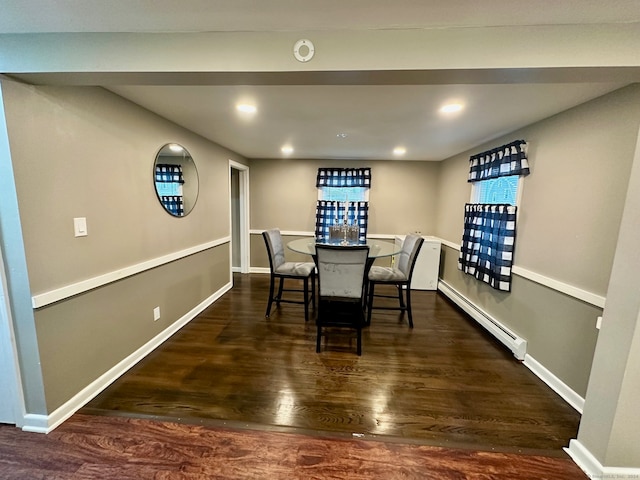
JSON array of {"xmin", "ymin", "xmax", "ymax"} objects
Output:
[
  {"xmin": 315, "ymin": 168, "xmax": 371, "ymax": 242},
  {"xmin": 459, "ymin": 140, "xmax": 529, "ymax": 292},
  {"xmin": 318, "ymin": 186, "xmax": 369, "ymax": 203},
  {"xmin": 155, "ymin": 180, "xmax": 182, "ymax": 197},
  {"xmin": 471, "ymin": 175, "xmax": 520, "ymax": 206}
]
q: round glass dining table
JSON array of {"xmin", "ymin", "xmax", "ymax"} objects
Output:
[{"xmin": 287, "ymin": 237, "xmax": 401, "ymax": 259}]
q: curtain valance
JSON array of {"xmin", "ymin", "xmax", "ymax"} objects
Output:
[
  {"xmin": 155, "ymin": 164, "xmax": 185, "ymax": 184},
  {"xmin": 468, "ymin": 140, "xmax": 529, "ymax": 183},
  {"xmin": 316, "ymin": 168, "xmax": 371, "ymax": 188}
]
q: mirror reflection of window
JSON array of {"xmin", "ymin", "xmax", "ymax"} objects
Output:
[{"xmin": 153, "ymin": 143, "xmax": 199, "ymax": 217}]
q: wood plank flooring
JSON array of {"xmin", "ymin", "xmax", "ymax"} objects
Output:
[
  {"xmin": 0, "ymin": 413, "xmax": 587, "ymax": 479},
  {"xmin": 82, "ymin": 273, "xmax": 581, "ymax": 455}
]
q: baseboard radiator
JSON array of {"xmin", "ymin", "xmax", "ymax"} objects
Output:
[{"xmin": 438, "ymin": 280, "xmax": 527, "ymax": 360}]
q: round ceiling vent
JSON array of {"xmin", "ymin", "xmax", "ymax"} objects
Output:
[{"xmin": 293, "ymin": 39, "xmax": 315, "ymax": 63}]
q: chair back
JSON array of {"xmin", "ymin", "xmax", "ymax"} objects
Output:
[
  {"xmin": 316, "ymin": 245, "xmax": 369, "ymax": 299},
  {"xmin": 396, "ymin": 234, "xmax": 425, "ymax": 279},
  {"xmin": 262, "ymin": 229, "xmax": 285, "ymax": 271}
]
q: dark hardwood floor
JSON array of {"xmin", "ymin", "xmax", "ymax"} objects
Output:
[
  {"xmin": 82, "ymin": 273, "xmax": 580, "ymax": 454},
  {"xmin": 0, "ymin": 273, "xmax": 588, "ymax": 479}
]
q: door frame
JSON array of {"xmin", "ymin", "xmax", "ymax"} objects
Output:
[{"xmin": 229, "ymin": 160, "xmax": 250, "ymax": 274}]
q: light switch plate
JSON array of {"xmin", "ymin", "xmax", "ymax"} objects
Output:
[{"xmin": 73, "ymin": 217, "xmax": 88, "ymax": 237}]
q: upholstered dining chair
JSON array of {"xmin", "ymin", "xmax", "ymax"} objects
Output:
[
  {"xmin": 367, "ymin": 234, "xmax": 424, "ymax": 328},
  {"xmin": 315, "ymin": 244, "xmax": 370, "ymax": 355},
  {"xmin": 262, "ymin": 229, "xmax": 316, "ymax": 322}
]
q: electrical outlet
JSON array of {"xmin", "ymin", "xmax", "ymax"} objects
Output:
[
  {"xmin": 596, "ymin": 316, "xmax": 603, "ymax": 330},
  {"xmin": 153, "ymin": 307, "xmax": 161, "ymax": 321}
]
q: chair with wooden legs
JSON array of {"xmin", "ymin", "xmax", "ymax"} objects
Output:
[
  {"xmin": 262, "ymin": 229, "xmax": 316, "ymax": 322},
  {"xmin": 367, "ymin": 234, "xmax": 424, "ymax": 328}
]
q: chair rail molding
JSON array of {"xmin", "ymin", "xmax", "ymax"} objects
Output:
[
  {"xmin": 31, "ymin": 237, "xmax": 231, "ymax": 308},
  {"xmin": 438, "ymin": 239, "xmax": 605, "ymax": 308}
]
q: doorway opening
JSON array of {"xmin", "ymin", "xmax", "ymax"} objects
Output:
[{"xmin": 229, "ymin": 161, "xmax": 250, "ymax": 276}]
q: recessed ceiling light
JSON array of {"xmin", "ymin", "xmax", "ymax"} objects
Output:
[
  {"xmin": 393, "ymin": 147, "xmax": 406, "ymax": 156},
  {"xmin": 236, "ymin": 104, "xmax": 257, "ymax": 114},
  {"xmin": 169, "ymin": 144, "xmax": 183, "ymax": 152},
  {"xmin": 336, "ymin": 133, "xmax": 348, "ymax": 138},
  {"xmin": 440, "ymin": 103, "xmax": 464, "ymax": 114},
  {"xmin": 281, "ymin": 145, "xmax": 294, "ymax": 155}
]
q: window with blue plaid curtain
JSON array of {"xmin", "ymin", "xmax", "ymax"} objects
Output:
[
  {"xmin": 315, "ymin": 168, "xmax": 371, "ymax": 242},
  {"xmin": 459, "ymin": 140, "xmax": 528, "ymax": 291}
]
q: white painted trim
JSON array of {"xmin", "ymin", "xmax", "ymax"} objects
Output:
[
  {"xmin": 524, "ymin": 354, "xmax": 584, "ymax": 413},
  {"xmin": 32, "ymin": 237, "xmax": 230, "ymax": 309},
  {"xmin": 250, "ymin": 267, "xmax": 270, "ymax": 274},
  {"xmin": 439, "ymin": 238, "xmax": 460, "ymax": 251},
  {"xmin": 438, "ymin": 279, "xmax": 527, "ymax": 360},
  {"xmin": 511, "ymin": 265, "xmax": 606, "ymax": 309},
  {"xmin": 253, "ymin": 229, "xmax": 313, "ymax": 237},
  {"xmin": 249, "ymin": 229, "xmax": 397, "ymax": 240},
  {"xmin": 566, "ymin": 439, "xmax": 640, "ymax": 479},
  {"xmin": 21, "ymin": 281, "xmax": 232, "ymax": 434},
  {"xmin": 437, "ymin": 239, "xmax": 606, "ymax": 308},
  {"xmin": 230, "ymin": 160, "xmax": 251, "ymax": 274}
]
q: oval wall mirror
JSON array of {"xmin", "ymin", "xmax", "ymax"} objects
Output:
[{"xmin": 153, "ymin": 143, "xmax": 199, "ymax": 217}]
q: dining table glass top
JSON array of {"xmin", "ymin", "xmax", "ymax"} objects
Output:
[{"xmin": 287, "ymin": 237, "xmax": 401, "ymax": 259}]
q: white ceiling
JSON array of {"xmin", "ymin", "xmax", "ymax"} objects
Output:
[
  {"xmin": 2, "ymin": 0, "xmax": 638, "ymax": 161},
  {"xmin": 107, "ymin": 83, "xmax": 626, "ymax": 161}
]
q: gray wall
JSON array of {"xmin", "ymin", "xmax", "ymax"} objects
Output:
[
  {"xmin": 249, "ymin": 158, "xmax": 439, "ymax": 268},
  {"xmin": 1, "ymin": 80, "xmax": 242, "ymax": 412},
  {"xmin": 435, "ymin": 84, "xmax": 640, "ymax": 397}
]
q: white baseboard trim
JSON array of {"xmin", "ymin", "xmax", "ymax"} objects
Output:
[
  {"xmin": 523, "ymin": 354, "xmax": 584, "ymax": 414},
  {"xmin": 21, "ymin": 281, "xmax": 233, "ymax": 434},
  {"xmin": 32, "ymin": 237, "xmax": 231, "ymax": 309},
  {"xmin": 438, "ymin": 279, "xmax": 527, "ymax": 360},
  {"xmin": 250, "ymin": 267, "xmax": 270, "ymax": 274},
  {"xmin": 566, "ymin": 439, "xmax": 640, "ymax": 479}
]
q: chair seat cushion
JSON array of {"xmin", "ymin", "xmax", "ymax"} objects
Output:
[
  {"xmin": 368, "ymin": 266, "xmax": 407, "ymax": 282},
  {"xmin": 275, "ymin": 262, "xmax": 315, "ymax": 277}
]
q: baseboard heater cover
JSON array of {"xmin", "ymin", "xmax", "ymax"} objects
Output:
[{"xmin": 437, "ymin": 280, "xmax": 527, "ymax": 360}]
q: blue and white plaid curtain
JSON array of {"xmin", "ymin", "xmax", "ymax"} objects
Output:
[
  {"xmin": 468, "ymin": 140, "xmax": 529, "ymax": 182},
  {"xmin": 458, "ymin": 204, "xmax": 517, "ymax": 292},
  {"xmin": 316, "ymin": 168, "xmax": 371, "ymax": 188},
  {"xmin": 155, "ymin": 164, "xmax": 185, "ymax": 216},
  {"xmin": 460, "ymin": 139, "xmax": 528, "ymax": 291},
  {"xmin": 155, "ymin": 164, "xmax": 185, "ymax": 184},
  {"xmin": 315, "ymin": 167, "xmax": 371, "ymax": 242},
  {"xmin": 315, "ymin": 201, "xmax": 368, "ymax": 242},
  {"xmin": 159, "ymin": 196, "xmax": 185, "ymax": 216}
]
